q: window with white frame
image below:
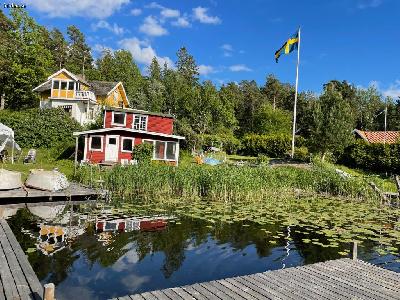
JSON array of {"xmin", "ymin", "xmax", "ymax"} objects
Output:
[
  {"xmin": 112, "ymin": 111, "xmax": 126, "ymax": 126},
  {"xmin": 89, "ymin": 136, "xmax": 103, "ymax": 151},
  {"xmin": 166, "ymin": 142, "xmax": 176, "ymax": 160},
  {"xmin": 121, "ymin": 137, "xmax": 134, "ymax": 152},
  {"xmin": 133, "ymin": 115, "xmax": 147, "ymax": 131},
  {"xmin": 145, "ymin": 140, "xmax": 177, "ymax": 160}
]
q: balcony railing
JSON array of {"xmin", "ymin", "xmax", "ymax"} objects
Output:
[{"xmin": 74, "ymin": 90, "xmax": 96, "ymax": 102}]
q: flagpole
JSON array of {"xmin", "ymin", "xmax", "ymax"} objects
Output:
[{"xmin": 291, "ymin": 27, "xmax": 301, "ymax": 159}]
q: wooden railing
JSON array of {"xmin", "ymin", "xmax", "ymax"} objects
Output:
[{"xmin": 74, "ymin": 90, "xmax": 96, "ymax": 102}]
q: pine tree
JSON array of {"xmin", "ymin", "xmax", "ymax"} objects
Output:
[
  {"xmin": 176, "ymin": 47, "xmax": 199, "ymax": 85},
  {"xmin": 49, "ymin": 28, "xmax": 68, "ymax": 70},
  {"xmin": 66, "ymin": 25, "xmax": 93, "ymax": 75}
]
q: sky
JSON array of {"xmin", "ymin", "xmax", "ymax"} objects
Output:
[{"xmin": 5, "ymin": 0, "xmax": 400, "ymax": 96}]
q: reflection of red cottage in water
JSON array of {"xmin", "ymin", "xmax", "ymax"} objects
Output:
[
  {"xmin": 96, "ymin": 217, "xmax": 169, "ymax": 233},
  {"xmin": 74, "ymin": 107, "xmax": 185, "ymax": 165}
]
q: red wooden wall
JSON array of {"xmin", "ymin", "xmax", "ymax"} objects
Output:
[{"xmin": 104, "ymin": 111, "xmax": 173, "ymax": 134}]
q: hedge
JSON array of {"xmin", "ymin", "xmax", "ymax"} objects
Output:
[
  {"xmin": 0, "ymin": 108, "xmax": 82, "ymax": 148},
  {"xmin": 198, "ymin": 133, "xmax": 241, "ymax": 154},
  {"xmin": 240, "ymin": 134, "xmax": 291, "ymax": 157},
  {"xmin": 340, "ymin": 140, "xmax": 400, "ymax": 173}
]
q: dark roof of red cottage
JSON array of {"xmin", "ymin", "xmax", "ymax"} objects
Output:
[{"xmin": 353, "ymin": 129, "xmax": 400, "ymax": 144}]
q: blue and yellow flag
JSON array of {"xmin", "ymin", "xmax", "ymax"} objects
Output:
[{"xmin": 275, "ymin": 30, "xmax": 299, "ymax": 63}]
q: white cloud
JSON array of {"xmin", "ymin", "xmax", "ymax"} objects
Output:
[
  {"xmin": 221, "ymin": 44, "xmax": 233, "ymax": 57},
  {"xmin": 229, "ymin": 64, "xmax": 252, "ymax": 72},
  {"xmin": 130, "ymin": 8, "xmax": 142, "ymax": 16},
  {"xmin": 161, "ymin": 8, "xmax": 180, "ymax": 18},
  {"xmin": 221, "ymin": 44, "xmax": 233, "ymax": 52},
  {"xmin": 91, "ymin": 20, "xmax": 125, "ymax": 36},
  {"xmin": 139, "ymin": 16, "xmax": 168, "ymax": 36},
  {"xmin": 92, "ymin": 43, "xmax": 114, "ymax": 54},
  {"xmin": 119, "ymin": 37, "xmax": 174, "ymax": 68},
  {"xmin": 192, "ymin": 7, "xmax": 221, "ymax": 24},
  {"xmin": 381, "ymin": 80, "xmax": 400, "ymax": 98},
  {"xmin": 198, "ymin": 65, "xmax": 216, "ymax": 75},
  {"xmin": 171, "ymin": 17, "xmax": 191, "ymax": 28},
  {"xmin": 358, "ymin": 0, "xmax": 383, "ymax": 9},
  {"xmin": 25, "ymin": 0, "xmax": 129, "ymax": 19},
  {"xmin": 146, "ymin": 2, "xmax": 164, "ymax": 9}
]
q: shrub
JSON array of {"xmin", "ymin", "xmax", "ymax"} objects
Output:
[
  {"xmin": 256, "ymin": 153, "xmax": 269, "ymax": 165},
  {"xmin": 241, "ymin": 134, "xmax": 291, "ymax": 157},
  {"xmin": 294, "ymin": 146, "xmax": 310, "ymax": 162},
  {"xmin": 339, "ymin": 140, "xmax": 400, "ymax": 173},
  {"xmin": 132, "ymin": 143, "xmax": 154, "ymax": 164},
  {"xmin": 0, "ymin": 108, "xmax": 81, "ymax": 148},
  {"xmin": 198, "ymin": 133, "xmax": 241, "ymax": 154}
]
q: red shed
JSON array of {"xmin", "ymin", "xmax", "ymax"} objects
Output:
[{"xmin": 73, "ymin": 107, "xmax": 185, "ymax": 165}]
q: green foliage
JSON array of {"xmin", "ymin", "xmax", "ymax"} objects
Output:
[
  {"xmin": 253, "ymin": 103, "xmax": 292, "ymax": 135},
  {"xmin": 256, "ymin": 154, "xmax": 269, "ymax": 165},
  {"xmin": 294, "ymin": 146, "xmax": 310, "ymax": 162},
  {"xmin": 65, "ymin": 25, "xmax": 93, "ymax": 74},
  {"xmin": 340, "ymin": 140, "xmax": 400, "ymax": 173},
  {"xmin": 309, "ymin": 85, "xmax": 355, "ymax": 159},
  {"xmin": 0, "ymin": 108, "xmax": 81, "ymax": 148},
  {"xmin": 198, "ymin": 133, "xmax": 241, "ymax": 154},
  {"xmin": 241, "ymin": 134, "xmax": 291, "ymax": 157},
  {"xmin": 76, "ymin": 163, "xmax": 376, "ymax": 202},
  {"xmin": 132, "ymin": 143, "xmax": 154, "ymax": 164}
]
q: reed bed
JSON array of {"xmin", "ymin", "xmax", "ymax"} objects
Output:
[{"xmin": 75, "ymin": 163, "xmax": 377, "ymax": 203}]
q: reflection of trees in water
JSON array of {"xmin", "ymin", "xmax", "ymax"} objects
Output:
[{"xmin": 9, "ymin": 208, "xmax": 342, "ymax": 283}]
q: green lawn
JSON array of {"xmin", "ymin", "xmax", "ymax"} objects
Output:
[{"xmin": 1, "ymin": 148, "xmax": 75, "ymax": 180}]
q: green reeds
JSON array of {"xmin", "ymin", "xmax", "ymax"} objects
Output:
[{"xmin": 75, "ymin": 164, "xmax": 377, "ymax": 203}]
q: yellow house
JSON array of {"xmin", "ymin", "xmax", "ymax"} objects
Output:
[{"xmin": 33, "ymin": 69, "xmax": 130, "ymax": 125}]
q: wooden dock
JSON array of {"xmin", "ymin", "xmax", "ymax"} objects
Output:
[
  {"xmin": 0, "ymin": 219, "xmax": 43, "ymax": 300},
  {"xmin": 114, "ymin": 258, "xmax": 400, "ymax": 300},
  {"xmin": 0, "ymin": 182, "xmax": 106, "ymax": 204}
]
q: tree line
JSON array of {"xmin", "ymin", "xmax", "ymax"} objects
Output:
[{"xmin": 1, "ymin": 9, "xmax": 400, "ymax": 158}]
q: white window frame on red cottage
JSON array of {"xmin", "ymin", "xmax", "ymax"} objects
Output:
[
  {"xmin": 89, "ymin": 135, "xmax": 103, "ymax": 151},
  {"xmin": 121, "ymin": 137, "xmax": 135, "ymax": 153}
]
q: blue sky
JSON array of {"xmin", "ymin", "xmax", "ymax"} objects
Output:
[{"xmin": 7, "ymin": 0, "xmax": 400, "ymax": 96}]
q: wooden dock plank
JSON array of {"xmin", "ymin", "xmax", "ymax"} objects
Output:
[
  {"xmin": 0, "ymin": 222, "xmax": 32, "ymax": 300},
  {"xmin": 315, "ymin": 260, "xmax": 400, "ymax": 300},
  {"xmin": 0, "ymin": 220, "xmax": 43, "ymax": 299},
  {"xmin": 0, "ymin": 232, "xmax": 19, "ymax": 300},
  {"xmin": 170, "ymin": 287, "xmax": 195, "ymax": 300},
  {"xmin": 120, "ymin": 258, "xmax": 400, "ymax": 300},
  {"xmin": 310, "ymin": 261, "xmax": 397, "ymax": 300}
]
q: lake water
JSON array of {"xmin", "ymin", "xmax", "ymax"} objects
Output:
[{"xmin": 5, "ymin": 201, "xmax": 400, "ymax": 300}]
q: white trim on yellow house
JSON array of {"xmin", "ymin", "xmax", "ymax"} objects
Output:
[
  {"xmin": 106, "ymin": 82, "xmax": 130, "ymax": 107},
  {"xmin": 47, "ymin": 68, "xmax": 83, "ymax": 83}
]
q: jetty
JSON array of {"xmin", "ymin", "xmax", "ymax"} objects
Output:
[
  {"xmin": 114, "ymin": 258, "xmax": 400, "ymax": 300},
  {"xmin": 0, "ymin": 219, "xmax": 43, "ymax": 300},
  {"xmin": 0, "ymin": 182, "xmax": 106, "ymax": 204}
]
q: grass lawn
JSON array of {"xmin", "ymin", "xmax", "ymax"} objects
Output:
[{"xmin": 1, "ymin": 148, "xmax": 74, "ymax": 180}]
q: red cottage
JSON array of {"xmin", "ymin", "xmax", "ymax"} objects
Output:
[{"xmin": 73, "ymin": 107, "xmax": 185, "ymax": 165}]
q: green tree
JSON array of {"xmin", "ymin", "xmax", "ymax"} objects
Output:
[
  {"xmin": 66, "ymin": 25, "xmax": 93, "ymax": 75},
  {"xmin": 3, "ymin": 9, "xmax": 53, "ymax": 109},
  {"xmin": 49, "ymin": 28, "xmax": 68, "ymax": 70},
  {"xmin": 253, "ymin": 103, "xmax": 292, "ymax": 135},
  {"xmin": 309, "ymin": 85, "xmax": 355, "ymax": 160},
  {"xmin": 176, "ymin": 47, "xmax": 199, "ymax": 86}
]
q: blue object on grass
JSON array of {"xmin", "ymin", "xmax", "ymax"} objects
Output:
[{"xmin": 203, "ymin": 157, "xmax": 221, "ymax": 166}]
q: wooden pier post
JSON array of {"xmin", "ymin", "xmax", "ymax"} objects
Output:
[
  {"xmin": 43, "ymin": 283, "xmax": 55, "ymax": 300},
  {"xmin": 353, "ymin": 241, "xmax": 358, "ymax": 260}
]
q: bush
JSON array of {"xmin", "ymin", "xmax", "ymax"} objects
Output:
[
  {"xmin": 0, "ymin": 108, "xmax": 82, "ymax": 148},
  {"xmin": 241, "ymin": 134, "xmax": 291, "ymax": 157},
  {"xmin": 198, "ymin": 133, "xmax": 241, "ymax": 154},
  {"xmin": 294, "ymin": 146, "xmax": 310, "ymax": 162},
  {"xmin": 339, "ymin": 140, "xmax": 400, "ymax": 173},
  {"xmin": 132, "ymin": 143, "xmax": 154, "ymax": 164},
  {"xmin": 256, "ymin": 153, "xmax": 269, "ymax": 165}
]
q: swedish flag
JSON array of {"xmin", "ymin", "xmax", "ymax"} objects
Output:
[{"xmin": 275, "ymin": 30, "xmax": 299, "ymax": 63}]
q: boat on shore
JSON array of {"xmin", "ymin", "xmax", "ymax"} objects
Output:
[
  {"xmin": 25, "ymin": 169, "xmax": 69, "ymax": 192},
  {"xmin": 0, "ymin": 169, "xmax": 23, "ymax": 190}
]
